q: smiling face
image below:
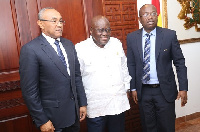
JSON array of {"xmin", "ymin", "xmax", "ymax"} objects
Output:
[
  {"xmin": 139, "ymin": 4, "xmax": 158, "ymax": 33},
  {"xmin": 90, "ymin": 16, "xmax": 111, "ymax": 48},
  {"xmin": 37, "ymin": 9, "xmax": 63, "ymax": 39}
]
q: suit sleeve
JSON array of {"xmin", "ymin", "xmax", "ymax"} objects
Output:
[
  {"xmin": 126, "ymin": 34, "xmax": 137, "ymax": 90},
  {"xmin": 19, "ymin": 45, "xmax": 49, "ymax": 127},
  {"xmin": 171, "ymin": 31, "xmax": 188, "ymax": 91}
]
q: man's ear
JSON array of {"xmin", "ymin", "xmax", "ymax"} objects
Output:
[
  {"xmin": 90, "ymin": 27, "xmax": 93, "ymax": 35},
  {"xmin": 37, "ymin": 20, "xmax": 44, "ymax": 29},
  {"xmin": 138, "ymin": 17, "xmax": 141, "ymax": 23}
]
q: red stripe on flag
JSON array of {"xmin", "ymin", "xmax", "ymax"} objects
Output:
[{"xmin": 152, "ymin": 0, "xmax": 160, "ymax": 15}]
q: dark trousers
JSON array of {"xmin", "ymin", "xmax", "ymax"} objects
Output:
[
  {"xmin": 87, "ymin": 112, "xmax": 125, "ymax": 132},
  {"xmin": 54, "ymin": 118, "xmax": 80, "ymax": 132},
  {"xmin": 139, "ymin": 85, "xmax": 176, "ymax": 132}
]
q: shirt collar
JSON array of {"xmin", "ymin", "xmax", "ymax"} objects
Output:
[
  {"xmin": 142, "ymin": 27, "xmax": 156, "ymax": 37},
  {"xmin": 42, "ymin": 33, "xmax": 60, "ymax": 44}
]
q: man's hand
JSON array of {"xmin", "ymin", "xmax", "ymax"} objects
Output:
[
  {"xmin": 177, "ymin": 91, "xmax": 187, "ymax": 107},
  {"xmin": 131, "ymin": 91, "xmax": 138, "ymax": 104},
  {"xmin": 79, "ymin": 106, "xmax": 87, "ymax": 122},
  {"xmin": 40, "ymin": 120, "xmax": 55, "ymax": 132}
]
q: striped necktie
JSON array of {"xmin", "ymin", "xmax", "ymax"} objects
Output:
[
  {"xmin": 54, "ymin": 39, "xmax": 68, "ymax": 69},
  {"xmin": 142, "ymin": 33, "xmax": 152, "ymax": 83}
]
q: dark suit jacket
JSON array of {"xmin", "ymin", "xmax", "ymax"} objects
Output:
[
  {"xmin": 127, "ymin": 26, "xmax": 188, "ymax": 102},
  {"xmin": 19, "ymin": 34, "xmax": 87, "ymax": 129}
]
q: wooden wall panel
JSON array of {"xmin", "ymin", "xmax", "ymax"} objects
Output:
[
  {"xmin": 0, "ymin": 90, "xmax": 26, "ymax": 119},
  {"xmin": 83, "ymin": 0, "xmax": 104, "ymax": 35},
  {"xmin": 125, "ymin": 99, "xmax": 142, "ymax": 132},
  {"xmin": 0, "ymin": 1, "xmax": 19, "ymax": 72},
  {"xmin": 14, "ymin": 0, "xmax": 32, "ymax": 46},
  {"xmin": 102, "ymin": 0, "xmax": 139, "ymax": 50},
  {"xmin": 0, "ymin": 115, "xmax": 39, "ymax": 132},
  {"xmin": 26, "ymin": 0, "xmax": 41, "ymax": 40},
  {"xmin": 38, "ymin": 0, "xmax": 88, "ymax": 44}
]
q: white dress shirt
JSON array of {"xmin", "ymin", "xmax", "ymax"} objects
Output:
[
  {"xmin": 42, "ymin": 33, "xmax": 70, "ymax": 75},
  {"xmin": 75, "ymin": 36, "xmax": 131, "ymax": 118},
  {"xmin": 142, "ymin": 28, "xmax": 159, "ymax": 84}
]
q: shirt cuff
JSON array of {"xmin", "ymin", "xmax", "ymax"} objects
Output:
[{"xmin": 131, "ymin": 89, "xmax": 136, "ymax": 91}]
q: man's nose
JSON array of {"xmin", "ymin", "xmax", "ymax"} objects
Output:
[
  {"xmin": 147, "ymin": 14, "xmax": 153, "ymax": 19},
  {"xmin": 56, "ymin": 21, "xmax": 63, "ymax": 26},
  {"xmin": 102, "ymin": 30, "xmax": 107, "ymax": 34}
]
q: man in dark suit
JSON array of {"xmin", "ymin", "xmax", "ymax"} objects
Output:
[
  {"xmin": 127, "ymin": 4, "xmax": 188, "ymax": 132},
  {"xmin": 19, "ymin": 7, "xmax": 87, "ymax": 132}
]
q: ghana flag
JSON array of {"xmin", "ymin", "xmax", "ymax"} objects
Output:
[{"xmin": 152, "ymin": 0, "xmax": 162, "ymax": 27}]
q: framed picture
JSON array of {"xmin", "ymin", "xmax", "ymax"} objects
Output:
[{"xmin": 164, "ymin": 0, "xmax": 200, "ymax": 44}]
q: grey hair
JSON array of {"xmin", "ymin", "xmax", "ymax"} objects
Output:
[{"xmin": 38, "ymin": 7, "xmax": 55, "ymax": 20}]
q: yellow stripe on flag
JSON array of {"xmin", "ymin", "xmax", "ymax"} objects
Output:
[{"xmin": 157, "ymin": 13, "xmax": 162, "ymax": 27}]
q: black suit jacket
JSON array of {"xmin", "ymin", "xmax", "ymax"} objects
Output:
[
  {"xmin": 19, "ymin": 34, "xmax": 87, "ymax": 129},
  {"xmin": 127, "ymin": 27, "xmax": 188, "ymax": 102}
]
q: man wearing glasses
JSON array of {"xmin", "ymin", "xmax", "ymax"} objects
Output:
[
  {"xmin": 19, "ymin": 7, "xmax": 87, "ymax": 132},
  {"xmin": 75, "ymin": 15, "xmax": 131, "ymax": 132},
  {"xmin": 127, "ymin": 4, "xmax": 188, "ymax": 132}
]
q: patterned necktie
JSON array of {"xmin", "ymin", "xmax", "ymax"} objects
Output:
[
  {"xmin": 54, "ymin": 39, "xmax": 68, "ymax": 69},
  {"xmin": 142, "ymin": 33, "xmax": 152, "ymax": 83}
]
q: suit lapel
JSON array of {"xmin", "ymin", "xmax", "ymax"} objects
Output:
[
  {"xmin": 136, "ymin": 29, "xmax": 143, "ymax": 62},
  {"xmin": 155, "ymin": 27, "xmax": 164, "ymax": 60},
  {"xmin": 39, "ymin": 35, "xmax": 70, "ymax": 78}
]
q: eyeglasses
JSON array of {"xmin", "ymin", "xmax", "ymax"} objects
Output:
[
  {"xmin": 140, "ymin": 12, "xmax": 157, "ymax": 17},
  {"xmin": 40, "ymin": 19, "xmax": 65, "ymax": 25},
  {"xmin": 93, "ymin": 28, "xmax": 111, "ymax": 33}
]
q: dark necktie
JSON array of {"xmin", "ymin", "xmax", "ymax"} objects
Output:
[
  {"xmin": 142, "ymin": 33, "xmax": 152, "ymax": 83},
  {"xmin": 54, "ymin": 39, "xmax": 68, "ymax": 69}
]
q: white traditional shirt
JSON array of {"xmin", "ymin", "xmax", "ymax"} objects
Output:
[{"xmin": 75, "ymin": 36, "xmax": 131, "ymax": 118}]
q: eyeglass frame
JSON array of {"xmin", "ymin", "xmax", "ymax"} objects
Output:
[
  {"xmin": 39, "ymin": 19, "xmax": 66, "ymax": 25},
  {"xmin": 92, "ymin": 28, "xmax": 111, "ymax": 33},
  {"xmin": 140, "ymin": 12, "xmax": 158, "ymax": 17}
]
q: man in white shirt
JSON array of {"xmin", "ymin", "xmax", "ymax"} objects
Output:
[{"xmin": 75, "ymin": 15, "xmax": 131, "ymax": 132}]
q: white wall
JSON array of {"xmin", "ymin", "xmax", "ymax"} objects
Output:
[
  {"xmin": 175, "ymin": 42, "xmax": 200, "ymax": 118},
  {"xmin": 167, "ymin": 0, "xmax": 200, "ymax": 118}
]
